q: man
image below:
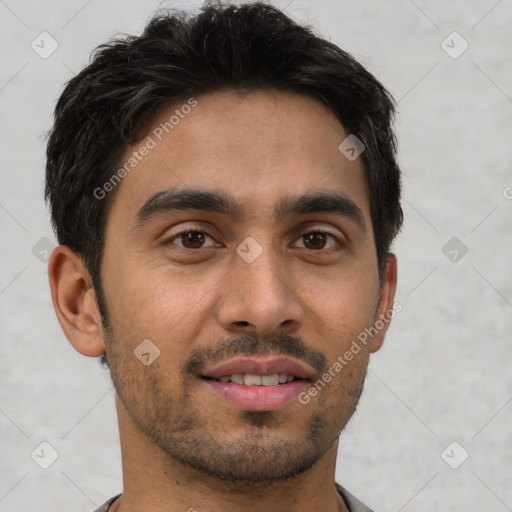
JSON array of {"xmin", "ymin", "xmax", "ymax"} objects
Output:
[{"xmin": 46, "ymin": 2, "xmax": 402, "ymax": 511}]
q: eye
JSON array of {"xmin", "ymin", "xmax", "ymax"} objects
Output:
[
  {"xmin": 292, "ymin": 231, "xmax": 342, "ymax": 250},
  {"xmin": 166, "ymin": 229, "xmax": 217, "ymax": 249}
]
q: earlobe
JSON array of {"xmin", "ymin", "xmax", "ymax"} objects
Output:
[
  {"xmin": 370, "ymin": 253, "xmax": 398, "ymax": 353},
  {"xmin": 48, "ymin": 246, "xmax": 106, "ymax": 357}
]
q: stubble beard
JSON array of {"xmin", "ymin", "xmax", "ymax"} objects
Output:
[{"xmin": 105, "ymin": 326, "xmax": 367, "ymax": 488}]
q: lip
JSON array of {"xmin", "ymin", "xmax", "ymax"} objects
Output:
[
  {"xmin": 200, "ymin": 356, "xmax": 315, "ymax": 380},
  {"xmin": 201, "ymin": 379, "xmax": 310, "ymax": 411},
  {"xmin": 199, "ymin": 356, "xmax": 315, "ymax": 411}
]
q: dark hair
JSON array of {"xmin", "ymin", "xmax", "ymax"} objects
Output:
[{"xmin": 45, "ymin": 1, "xmax": 402, "ymax": 324}]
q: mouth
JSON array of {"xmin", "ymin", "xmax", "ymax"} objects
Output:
[
  {"xmin": 202, "ymin": 373, "xmax": 300, "ymax": 385},
  {"xmin": 199, "ymin": 356, "xmax": 314, "ymax": 411}
]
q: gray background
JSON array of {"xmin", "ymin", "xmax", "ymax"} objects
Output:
[{"xmin": 1, "ymin": 1, "xmax": 511, "ymax": 511}]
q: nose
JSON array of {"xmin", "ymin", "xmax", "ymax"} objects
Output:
[{"xmin": 215, "ymin": 249, "xmax": 305, "ymax": 338}]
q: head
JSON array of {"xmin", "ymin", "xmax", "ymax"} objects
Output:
[{"xmin": 47, "ymin": 2, "xmax": 402, "ymax": 484}]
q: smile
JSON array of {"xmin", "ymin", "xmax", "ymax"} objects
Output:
[
  {"xmin": 205, "ymin": 373, "xmax": 297, "ymax": 386},
  {"xmin": 200, "ymin": 374, "xmax": 310, "ymax": 411}
]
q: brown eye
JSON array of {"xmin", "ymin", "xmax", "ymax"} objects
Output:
[
  {"xmin": 169, "ymin": 230, "xmax": 216, "ymax": 249},
  {"xmin": 303, "ymin": 233, "xmax": 327, "ymax": 249},
  {"xmin": 293, "ymin": 231, "xmax": 340, "ymax": 250}
]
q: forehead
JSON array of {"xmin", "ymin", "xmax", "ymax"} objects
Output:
[{"xmin": 109, "ymin": 89, "xmax": 370, "ymax": 224}]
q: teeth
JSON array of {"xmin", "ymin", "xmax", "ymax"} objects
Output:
[
  {"xmin": 214, "ymin": 373, "xmax": 296, "ymax": 385},
  {"xmin": 244, "ymin": 374, "xmax": 262, "ymax": 386},
  {"xmin": 230, "ymin": 374, "xmax": 244, "ymax": 384},
  {"xmin": 261, "ymin": 374, "xmax": 279, "ymax": 386}
]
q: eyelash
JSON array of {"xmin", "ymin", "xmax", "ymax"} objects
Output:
[{"xmin": 164, "ymin": 226, "xmax": 344, "ymax": 252}]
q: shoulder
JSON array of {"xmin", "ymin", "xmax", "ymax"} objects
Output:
[
  {"xmin": 88, "ymin": 494, "xmax": 121, "ymax": 512},
  {"xmin": 335, "ymin": 482, "xmax": 375, "ymax": 512}
]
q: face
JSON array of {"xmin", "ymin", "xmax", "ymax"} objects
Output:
[{"xmin": 99, "ymin": 89, "xmax": 393, "ymax": 483}]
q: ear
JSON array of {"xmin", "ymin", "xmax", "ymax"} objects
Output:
[
  {"xmin": 370, "ymin": 253, "xmax": 398, "ymax": 353},
  {"xmin": 48, "ymin": 246, "xmax": 106, "ymax": 357}
]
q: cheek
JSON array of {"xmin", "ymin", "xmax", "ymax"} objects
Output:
[
  {"xmin": 300, "ymin": 265, "xmax": 378, "ymax": 332},
  {"xmin": 101, "ymin": 255, "xmax": 218, "ymax": 342},
  {"xmin": 328, "ymin": 290, "xmax": 376, "ymax": 333},
  {"xmin": 297, "ymin": 272, "xmax": 379, "ymax": 393}
]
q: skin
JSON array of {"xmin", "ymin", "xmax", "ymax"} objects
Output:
[{"xmin": 49, "ymin": 89, "xmax": 397, "ymax": 512}]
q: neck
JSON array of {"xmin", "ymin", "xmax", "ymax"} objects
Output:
[{"xmin": 110, "ymin": 395, "xmax": 348, "ymax": 512}]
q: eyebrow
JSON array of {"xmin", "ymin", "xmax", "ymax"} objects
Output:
[{"xmin": 133, "ymin": 187, "xmax": 366, "ymax": 231}]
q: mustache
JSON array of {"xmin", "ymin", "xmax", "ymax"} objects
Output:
[{"xmin": 183, "ymin": 333, "xmax": 327, "ymax": 377}]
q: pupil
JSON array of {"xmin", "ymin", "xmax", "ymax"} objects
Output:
[
  {"xmin": 184, "ymin": 231, "xmax": 204, "ymax": 248},
  {"xmin": 305, "ymin": 233, "xmax": 326, "ymax": 249}
]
